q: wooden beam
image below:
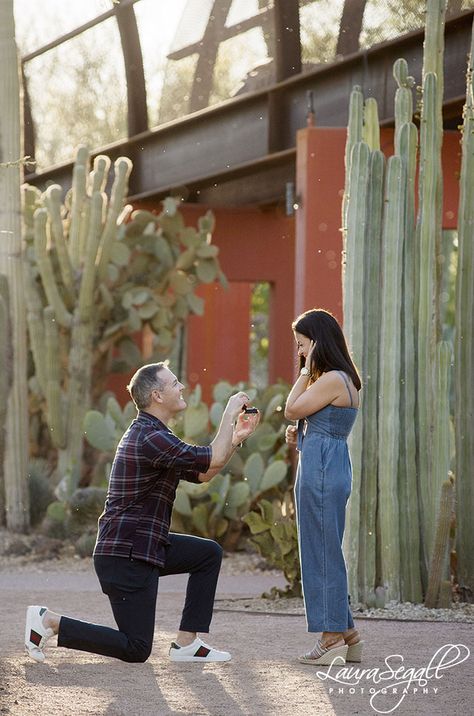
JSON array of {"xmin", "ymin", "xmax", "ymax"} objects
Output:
[
  {"xmin": 273, "ymin": 0, "xmax": 301, "ymax": 81},
  {"xmin": 115, "ymin": 1, "xmax": 148, "ymax": 136}
]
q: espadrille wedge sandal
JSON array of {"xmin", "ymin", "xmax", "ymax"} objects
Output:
[{"xmin": 298, "ymin": 639, "xmax": 348, "ymax": 666}]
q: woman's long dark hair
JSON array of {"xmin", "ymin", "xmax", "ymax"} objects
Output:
[{"xmin": 292, "ymin": 308, "xmax": 361, "ymax": 390}]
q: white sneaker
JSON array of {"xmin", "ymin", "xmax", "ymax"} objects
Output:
[
  {"xmin": 25, "ymin": 605, "xmax": 54, "ymax": 663},
  {"xmin": 169, "ymin": 637, "xmax": 231, "ymax": 662}
]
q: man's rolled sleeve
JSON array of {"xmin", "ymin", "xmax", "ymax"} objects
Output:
[{"xmin": 142, "ymin": 430, "xmax": 212, "ymax": 474}]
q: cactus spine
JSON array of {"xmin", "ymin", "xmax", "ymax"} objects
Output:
[{"xmin": 455, "ymin": 18, "xmax": 474, "ymax": 601}]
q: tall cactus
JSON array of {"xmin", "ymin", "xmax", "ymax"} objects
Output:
[
  {"xmin": 342, "ymin": 0, "xmax": 455, "ymax": 604},
  {"xmin": 455, "ymin": 18, "xmax": 474, "ymax": 601},
  {"xmin": 377, "ymin": 155, "xmax": 405, "ymax": 601},
  {"xmin": 0, "ymin": 0, "xmax": 30, "ymax": 531},
  {"xmin": 342, "ymin": 102, "xmax": 369, "ymax": 598},
  {"xmin": 0, "ymin": 275, "xmax": 11, "ymax": 524},
  {"xmin": 358, "ymin": 147, "xmax": 384, "ymax": 602},
  {"xmin": 416, "ymin": 69, "xmax": 445, "ymax": 573},
  {"xmin": 27, "ymin": 153, "xmax": 132, "ymax": 495},
  {"xmin": 416, "ymin": 1, "xmax": 447, "ymax": 577},
  {"xmin": 24, "ymin": 147, "xmax": 225, "ymax": 499},
  {"xmin": 394, "ymin": 60, "xmax": 423, "ymax": 603}
]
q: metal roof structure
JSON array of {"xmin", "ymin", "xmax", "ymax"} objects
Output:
[{"xmin": 23, "ymin": 0, "xmax": 474, "ymax": 206}]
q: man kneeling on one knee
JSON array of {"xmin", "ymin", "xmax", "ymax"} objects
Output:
[{"xmin": 25, "ymin": 362, "xmax": 259, "ymax": 664}]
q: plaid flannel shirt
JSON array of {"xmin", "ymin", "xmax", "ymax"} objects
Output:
[{"xmin": 93, "ymin": 410, "xmax": 211, "ymax": 566}]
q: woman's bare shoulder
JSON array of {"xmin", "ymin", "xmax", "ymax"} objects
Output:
[{"xmin": 317, "ymin": 370, "xmax": 344, "ymax": 385}]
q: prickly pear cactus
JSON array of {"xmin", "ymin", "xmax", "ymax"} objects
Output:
[{"xmin": 243, "ymin": 497, "xmax": 301, "ymax": 597}]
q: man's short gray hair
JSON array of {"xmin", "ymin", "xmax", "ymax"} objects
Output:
[{"xmin": 127, "ymin": 362, "xmax": 167, "ymax": 410}]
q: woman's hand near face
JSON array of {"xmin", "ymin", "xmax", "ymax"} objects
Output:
[
  {"xmin": 305, "ymin": 340, "xmax": 315, "ymax": 370},
  {"xmin": 285, "ymin": 424, "xmax": 298, "ymax": 448}
]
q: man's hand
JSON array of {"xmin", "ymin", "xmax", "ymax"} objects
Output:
[
  {"xmin": 224, "ymin": 392, "xmax": 250, "ymax": 420},
  {"xmin": 232, "ymin": 410, "xmax": 260, "ymax": 447},
  {"xmin": 285, "ymin": 424, "xmax": 298, "ymax": 448},
  {"xmin": 200, "ymin": 399, "xmax": 259, "ymax": 482}
]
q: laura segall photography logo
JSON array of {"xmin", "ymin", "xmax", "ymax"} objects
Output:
[{"xmin": 315, "ymin": 643, "xmax": 470, "ymax": 714}]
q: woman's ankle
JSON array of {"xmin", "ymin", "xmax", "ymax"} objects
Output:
[
  {"xmin": 343, "ymin": 628, "xmax": 359, "ymax": 644},
  {"xmin": 321, "ymin": 632, "xmax": 344, "ymax": 648}
]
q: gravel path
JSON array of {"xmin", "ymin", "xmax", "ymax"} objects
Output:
[{"xmin": 1, "ymin": 555, "xmax": 473, "ymax": 716}]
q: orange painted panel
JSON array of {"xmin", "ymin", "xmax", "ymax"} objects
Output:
[
  {"xmin": 181, "ymin": 205, "xmax": 296, "ymax": 391},
  {"xmin": 294, "ymin": 127, "xmax": 347, "ymax": 323},
  {"xmin": 187, "ymin": 281, "xmax": 251, "ymax": 401}
]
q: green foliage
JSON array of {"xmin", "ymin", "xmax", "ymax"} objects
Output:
[
  {"xmin": 41, "ymin": 486, "xmax": 106, "ymax": 545},
  {"xmin": 249, "ymin": 282, "xmax": 270, "ymax": 389},
  {"xmin": 83, "ymin": 410, "xmax": 117, "ymax": 453},
  {"xmin": 75, "ymin": 530, "xmax": 98, "ymax": 559},
  {"xmin": 23, "ymin": 147, "xmax": 225, "ymax": 499},
  {"xmin": 41, "ymin": 500, "xmax": 68, "ymax": 539},
  {"xmin": 28, "ymin": 459, "xmax": 55, "ymax": 526},
  {"xmin": 68, "ymin": 487, "xmax": 107, "ymax": 530},
  {"xmin": 243, "ymin": 498, "xmax": 301, "ymax": 598}
]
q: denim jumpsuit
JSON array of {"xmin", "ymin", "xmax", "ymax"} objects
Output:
[{"xmin": 294, "ymin": 372, "xmax": 358, "ymax": 632}]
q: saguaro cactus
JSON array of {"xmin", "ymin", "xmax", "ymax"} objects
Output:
[
  {"xmin": 27, "ymin": 153, "xmax": 132, "ymax": 495},
  {"xmin": 24, "ymin": 147, "xmax": 225, "ymax": 498},
  {"xmin": 455, "ymin": 18, "xmax": 474, "ymax": 601}
]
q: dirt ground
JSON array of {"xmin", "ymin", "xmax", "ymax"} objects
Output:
[{"xmin": 1, "ymin": 558, "xmax": 473, "ymax": 716}]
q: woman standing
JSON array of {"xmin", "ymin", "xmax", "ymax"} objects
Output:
[{"xmin": 285, "ymin": 308, "xmax": 363, "ymax": 665}]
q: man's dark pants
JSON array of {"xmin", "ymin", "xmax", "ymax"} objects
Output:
[{"xmin": 58, "ymin": 533, "xmax": 223, "ymax": 662}]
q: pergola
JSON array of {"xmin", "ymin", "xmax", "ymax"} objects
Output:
[{"xmin": 24, "ymin": 0, "xmax": 474, "ymax": 206}]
